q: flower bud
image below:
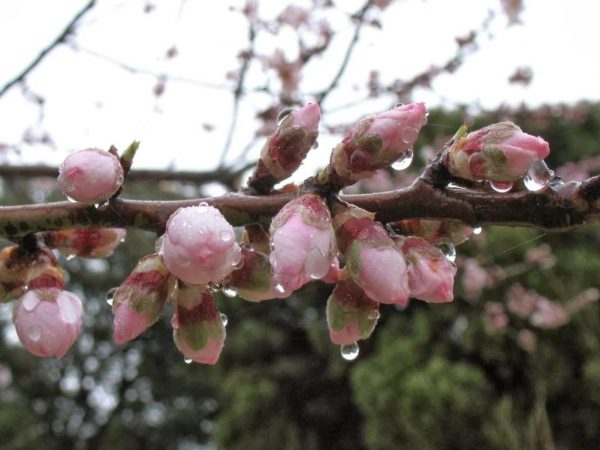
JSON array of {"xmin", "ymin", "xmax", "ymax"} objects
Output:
[
  {"xmin": 445, "ymin": 122, "xmax": 550, "ymax": 182},
  {"xmin": 112, "ymin": 254, "xmax": 174, "ymax": 344},
  {"xmin": 333, "ymin": 204, "xmax": 409, "ymax": 305},
  {"xmin": 400, "ymin": 236, "xmax": 456, "ymax": 303},
  {"xmin": 331, "ymin": 103, "xmax": 427, "ymax": 183},
  {"xmin": 161, "ymin": 203, "xmax": 241, "ymax": 285},
  {"xmin": 269, "ymin": 194, "xmax": 337, "ymax": 294},
  {"xmin": 326, "ymin": 279, "xmax": 380, "ymax": 345},
  {"xmin": 388, "ymin": 219, "xmax": 474, "ymax": 246},
  {"xmin": 171, "ymin": 284, "xmax": 225, "ymax": 365},
  {"xmin": 14, "ymin": 288, "xmax": 83, "ymax": 358},
  {"xmin": 57, "ymin": 148, "xmax": 124, "ymax": 204},
  {"xmin": 43, "ymin": 228, "xmax": 126, "ymax": 258},
  {"xmin": 249, "ymin": 102, "xmax": 320, "ymax": 193}
]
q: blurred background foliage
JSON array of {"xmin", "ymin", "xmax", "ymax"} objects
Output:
[{"xmin": 1, "ymin": 101, "xmax": 599, "ymax": 450}]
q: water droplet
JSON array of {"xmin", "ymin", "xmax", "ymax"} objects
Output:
[
  {"xmin": 222, "ymin": 285, "xmax": 238, "ymax": 298},
  {"xmin": 56, "ymin": 294, "xmax": 81, "ymax": 324},
  {"xmin": 106, "ymin": 287, "xmax": 118, "ymax": 306},
  {"xmin": 445, "ymin": 182, "xmax": 468, "ymax": 191},
  {"xmin": 207, "ymin": 282, "xmax": 222, "ymax": 293},
  {"xmin": 391, "ymin": 148, "xmax": 414, "ymax": 171},
  {"xmin": 242, "ymin": 243, "xmax": 254, "ymax": 252},
  {"xmin": 28, "ymin": 325, "xmax": 42, "ymax": 342},
  {"xmin": 184, "ymin": 357, "xmax": 193, "ymax": 364},
  {"xmin": 473, "ymin": 227, "xmax": 482, "ymax": 235},
  {"xmin": 400, "ymin": 126, "xmax": 419, "ymax": 144},
  {"xmin": 277, "ymin": 108, "xmax": 294, "ymax": 124},
  {"xmin": 304, "ymin": 248, "xmax": 330, "ymax": 280},
  {"xmin": 274, "ymin": 282, "xmax": 286, "ymax": 295},
  {"xmin": 94, "ymin": 200, "xmax": 110, "ymax": 211},
  {"xmin": 65, "ymin": 254, "xmax": 76, "ymax": 261},
  {"xmin": 367, "ymin": 310, "xmax": 380, "ymax": 321},
  {"xmin": 340, "ymin": 342, "xmax": 360, "ymax": 361},
  {"xmin": 490, "ymin": 180, "xmax": 513, "ymax": 193},
  {"xmin": 171, "ymin": 315, "xmax": 179, "ymax": 329},
  {"xmin": 66, "ymin": 195, "xmax": 77, "ymax": 204},
  {"xmin": 22, "ymin": 294, "xmax": 40, "ymax": 312},
  {"xmin": 220, "ymin": 230, "xmax": 233, "ymax": 243},
  {"xmin": 437, "ymin": 242, "xmax": 456, "ymax": 263},
  {"xmin": 220, "ymin": 313, "xmax": 228, "ymax": 326},
  {"xmin": 524, "ymin": 160, "xmax": 554, "ymax": 192}
]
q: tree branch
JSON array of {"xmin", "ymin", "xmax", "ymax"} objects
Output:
[
  {"xmin": 0, "ymin": 0, "xmax": 97, "ymax": 98},
  {"xmin": 1, "ymin": 174, "xmax": 598, "ymax": 240}
]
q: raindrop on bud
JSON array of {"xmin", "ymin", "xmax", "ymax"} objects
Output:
[
  {"xmin": 222, "ymin": 285, "xmax": 238, "ymax": 298},
  {"xmin": 304, "ymin": 248, "xmax": 329, "ymax": 280},
  {"xmin": 22, "ymin": 294, "xmax": 41, "ymax": 312},
  {"xmin": 66, "ymin": 195, "xmax": 77, "ymax": 204},
  {"xmin": 106, "ymin": 287, "xmax": 118, "ymax": 306},
  {"xmin": 490, "ymin": 180, "xmax": 513, "ymax": 193},
  {"xmin": 400, "ymin": 126, "xmax": 419, "ymax": 144},
  {"xmin": 94, "ymin": 200, "xmax": 110, "ymax": 211},
  {"xmin": 28, "ymin": 325, "xmax": 42, "ymax": 342},
  {"xmin": 473, "ymin": 227, "xmax": 482, "ymax": 235},
  {"xmin": 207, "ymin": 282, "xmax": 221, "ymax": 293},
  {"xmin": 274, "ymin": 282, "xmax": 286, "ymax": 295},
  {"xmin": 340, "ymin": 342, "xmax": 360, "ymax": 361},
  {"xmin": 524, "ymin": 160, "xmax": 554, "ymax": 192},
  {"xmin": 437, "ymin": 242, "xmax": 456, "ymax": 263},
  {"xmin": 367, "ymin": 310, "xmax": 380, "ymax": 321},
  {"xmin": 65, "ymin": 254, "xmax": 76, "ymax": 261},
  {"xmin": 391, "ymin": 148, "xmax": 414, "ymax": 171},
  {"xmin": 220, "ymin": 313, "xmax": 228, "ymax": 326},
  {"xmin": 184, "ymin": 357, "xmax": 193, "ymax": 364}
]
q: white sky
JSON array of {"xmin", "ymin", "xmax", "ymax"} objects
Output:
[{"xmin": 0, "ymin": 0, "xmax": 599, "ymax": 180}]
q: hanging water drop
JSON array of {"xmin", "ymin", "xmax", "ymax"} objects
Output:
[
  {"xmin": 304, "ymin": 248, "xmax": 330, "ymax": 280},
  {"xmin": 524, "ymin": 160, "xmax": 553, "ymax": 192},
  {"xmin": 22, "ymin": 294, "xmax": 40, "ymax": 312},
  {"xmin": 94, "ymin": 200, "xmax": 110, "ymax": 211},
  {"xmin": 437, "ymin": 242, "xmax": 456, "ymax": 263},
  {"xmin": 220, "ymin": 313, "xmax": 229, "ymax": 326},
  {"xmin": 400, "ymin": 126, "xmax": 418, "ymax": 144},
  {"xmin": 367, "ymin": 310, "xmax": 380, "ymax": 321},
  {"xmin": 207, "ymin": 282, "xmax": 222, "ymax": 293},
  {"xmin": 340, "ymin": 342, "xmax": 360, "ymax": 361},
  {"xmin": 65, "ymin": 254, "xmax": 76, "ymax": 261},
  {"xmin": 106, "ymin": 288, "xmax": 118, "ymax": 306},
  {"xmin": 490, "ymin": 180, "xmax": 513, "ymax": 193},
  {"xmin": 222, "ymin": 285, "xmax": 238, "ymax": 298},
  {"xmin": 219, "ymin": 230, "xmax": 233, "ymax": 243},
  {"xmin": 391, "ymin": 148, "xmax": 414, "ymax": 171},
  {"xmin": 274, "ymin": 282, "xmax": 286, "ymax": 295},
  {"xmin": 184, "ymin": 357, "xmax": 193, "ymax": 364},
  {"xmin": 28, "ymin": 325, "xmax": 42, "ymax": 342},
  {"xmin": 473, "ymin": 226, "xmax": 482, "ymax": 235},
  {"xmin": 66, "ymin": 195, "xmax": 77, "ymax": 204}
]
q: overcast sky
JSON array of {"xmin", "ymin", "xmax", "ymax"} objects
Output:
[{"xmin": 1, "ymin": 0, "xmax": 599, "ymax": 177}]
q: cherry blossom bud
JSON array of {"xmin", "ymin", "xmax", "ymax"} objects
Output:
[
  {"xmin": 483, "ymin": 302, "xmax": 508, "ymax": 334},
  {"xmin": 57, "ymin": 148, "xmax": 124, "ymax": 204},
  {"xmin": 530, "ymin": 298, "xmax": 568, "ymax": 329},
  {"xmin": 269, "ymin": 194, "xmax": 337, "ymax": 294},
  {"xmin": 171, "ymin": 284, "xmax": 225, "ymax": 365},
  {"xmin": 226, "ymin": 246, "xmax": 285, "ymax": 302},
  {"xmin": 43, "ymin": 228, "xmax": 126, "ymax": 258},
  {"xmin": 326, "ymin": 279, "xmax": 380, "ymax": 345},
  {"xmin": 333, "ymin": 204, "xmax": 409, "ymax": 305},
  {"xmin": 161, "ymin": 203, "xmax": 241, "ymax": 285},
  {"xmin": 445, "ymin": 122, "xmax": 550, "ymax": 182},
  {"xmin": 400, "ymin": 236, "xmax": 456, "ymax": 303},
  {"xmin": 249, "ymin": 102, "xmax": 320, "ymax": 193},
  {"xmin": 112, "ymin": 254, "xmax": 174, "ymax": 344},
  {"xmin": 14, "ymin": 288, "xmax": 83, "ymax": 358},
  {"xmin": 388, "ymin": 219, "xmax": 474, "ymax": 246},
  {"xmin": 331, "ymin": 103, "xmax": 427, "ymax": 183},
  {"xmin": 462, "ymin": 258, "xmax": 489, "ymax": 300},
  {"xmin": 23, "ymin": 247, "xmax": 65, "ymax": 290}
]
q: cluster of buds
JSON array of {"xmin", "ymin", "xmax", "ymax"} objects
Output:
[{"xmin": 3, "ymin": 100, "xmax": 558, "ymax": 364}]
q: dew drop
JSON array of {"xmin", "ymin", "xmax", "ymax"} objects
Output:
[
  {"xmin": 184, "ymin": 357, "xmax": 193, "ymax": 364},
  {"xmin": 473, "ymin": 227, "xmax": 482, "ymax": 235},
  {"xmin": 391, "ymin": 148, "xmax": 414, "ymax": 171},
  {"xmin": 277, "ymin": 108, "xmax": 294, "ymax": 124},
  {"xmin": 106, "ymin": 287, "xmax": 118, "ymax": 306},
  {"xmin": 22, "ymin": 294, "xmax": 40, "ymax": 312},
  {"xmin": 65, "ymin": 254, "xmax": 76, "ymax": 261},
  {"xmin": 367, "ymin": 310, "xmax": 380, "ymax": 321},
  {"xmin": 524, "ymin": 160, "xmax": 554, "ymax": 192},
  {"xmin": 445, "ymin": 182, "xmax": 468, "ymax": 191},
  {"xmin": 340, "ymin": 342, "xmax": 360, "ymax": 361},
  {"xmin": 66, "ymin": 195, "xmax": 77, "ymax": 204},
  {"xmin": 400, "ymin": 126, "xmax": 419, "ymax": 144},
  {"xmin": 207, "ymin": 282, "xmax": 222, "ymax": 293},
  {"xmin": 57, "ymin": 294, "xmax": 81, "ymax": 324},
  {"xmin": 274, "ymin": 282, "xmax": 286, "ymax": 295},
  {"xmin": 28, "ymin": 325, "xmax": 42, "ymax": 342},
  {"xmin": 220, "ymin": 230, "xmax": 233, "ymax": 243},
  {"xmin": 220, "ymin": 313, "xmax": 229, "ymax": 326},
  {"xmin": 242, "ymin": 243, "xmax": 254, "ymax": 252},
  {"xmin": 437, "ymin": 242, "xmax": 456, "ymax": 263},
  {"xmin": 94, "ymin": 200, "xmax": 110, "ymax": 211},
  {"xmin": 222, "ymin": 285, "xmax": 238, "ymax": 298},
  {"xmin": 490, "ymin": 180, "xmax": 513, "ymax": 193},
  {"xmin": 304, "ymin": 248, "xmax": 330, "ymax": 280}
]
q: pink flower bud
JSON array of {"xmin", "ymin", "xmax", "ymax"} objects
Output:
[
  {"xmin": 57, "ymin": 148, "xmax": 124, "ymax": 204},
  {"xmin": 400, "ymin": 236, "xmax": 456, "ymax": 303},
  {"xmin": 161, "ymin": 203, "xmax": 242, "ymax": 285},
  {"xmin": 483, "ymin": 302, "xmax": 508, "ymax": 334},
  {"xmin": 530, "ymin": 298, "xmax": 568, "ymax": 329},
  {"xmin": 112, "ymin": 254, "xmax": 174, "ymax": 344},
  {"xmin": 334, "ymin": 205, "xmax": 409, "ymax": 305},
  {"xmin": 249, "ymin": 103, "xmax": 320, "ymax": 192},
  {"xmin": 171, "ymin": 284, "xmax": 225, "ymax": 365},
  {"xmin": 445, "ymin": 122, "xmax": 550, "ymax": 182},
  {"xmin": 331, "ymin": 103, "xmax": 427, "ymax": 183},
  {"xmin": 44, "ymin": 228, "xmax": 126, "ymax": 258},
  {"xmin": 269, "ymin": 194, "xmax": 337, "ymax": 294},
  {"xmin": 326, "ymin": 279, "xmax": 380, "ymax": 345},
  {"xmin": 14, "ymin": 289, "xmax": 83, "ymax": 358},
  {"xmin": 388, "ymin": 219, "xmax": 474, "ymax": 246}
]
